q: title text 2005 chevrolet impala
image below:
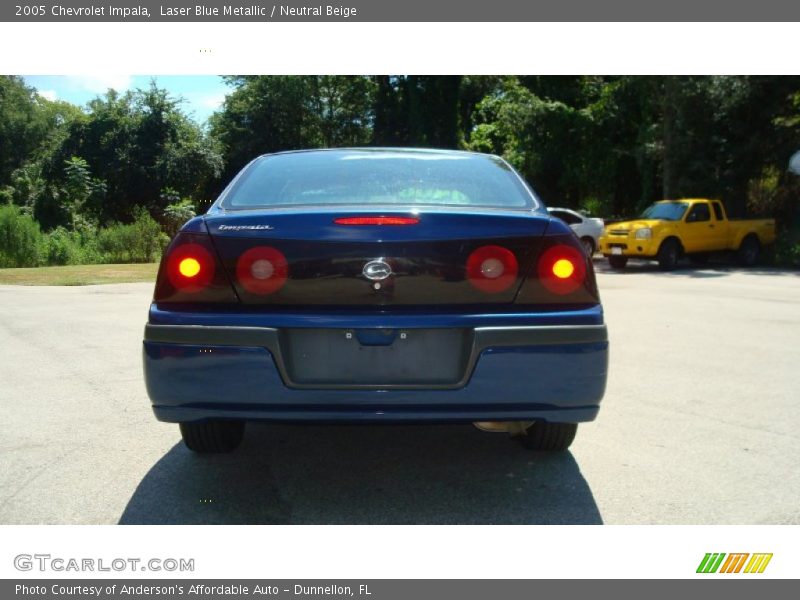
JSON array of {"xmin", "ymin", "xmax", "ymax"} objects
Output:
[{"xmin": 143, "ymin": 148, "xmax": 608, "ymax": 453}]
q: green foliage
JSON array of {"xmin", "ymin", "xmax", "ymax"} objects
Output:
[
  {"xmin": 0, "ymin": 76, "xmax": 84, "ymax": 192},
  {"xmin": 468, "ymin": 78, "xmax": 600, "ymax": 205},
  {"xmin": 43, "ymin": 226, "xmax": 84, "ymax": 266},
  {"xmin": 579, "ymin": 197, "xmax": 612, "ymax": 218},
  {"xmin": 38, "ymin": 82, "xmax": 222, "ymax": 223},
  {"xmin": 96, "ymin": 208, "xmax": 169, "ymax": 263},
  {"xmin": 0, "ymin": 186, "xmax": 13, "ymax": 205},
  {"xmin": 0, "ymin": 204, "xmax": 44, "ymax": 267},
  {"xmin": 60, "ymin": 156, "xmax": 106, "ymax": 226},
  {"xmin": 162, "ymin": 198, "xmax": 196, "ymax": 237},
  {"xmin": 371, "ymin": 75, "xmax": 463, "ymax": 148},
  {"xmin": 210, "ymin": 76, "xmax": 375, "ymax": 183},
  {"xmin": 0, "ymin": 77, "xmax": 55, "ymax": 186},
  {"xmin": 773, "ymin": 238, "xmax": 800, "ymax": 268},
  {"xmin": 9, "ymin": 163, "xmax": 45, "ymax": 211}
]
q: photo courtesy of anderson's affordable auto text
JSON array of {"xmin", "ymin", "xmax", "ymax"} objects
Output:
[{"xmin": 0, "ymin": 0, "xmax": 799, "ymax": 594}]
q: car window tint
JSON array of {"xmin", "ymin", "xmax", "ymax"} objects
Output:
[
  {"xmin": 712, "ymin": 202, "xmax": 724, "ymax": 221},
  {"xmin": 687, "ymin": 204, "xmax": 710, "ymax": 222},
  {"xmin": 224, "ymin": 151, "xmax": 536, "ymax": 210}
]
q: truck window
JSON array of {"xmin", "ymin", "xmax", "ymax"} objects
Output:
[
  {"xmin": 686, "ymin": 204, "xmax": 710, "ymax": 223},
  {"xmin": 712, "ymin": 202, "xmax": 724, "ymax": 221}
]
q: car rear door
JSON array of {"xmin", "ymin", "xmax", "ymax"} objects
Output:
[{"xmin": 705, "ymin": 201, "xmax": 730, "ymax": 250}]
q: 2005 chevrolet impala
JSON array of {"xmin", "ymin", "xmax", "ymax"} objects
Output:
[{"xmin": 143, "ymin": 148, "xmax": 608, "ymax": 453}]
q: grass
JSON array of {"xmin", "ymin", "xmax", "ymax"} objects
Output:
[{"xmin": 0, "ymin": 263, "xmax": 159, "ymax": 286}]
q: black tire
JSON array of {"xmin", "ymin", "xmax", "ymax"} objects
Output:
[
  {"xmin": 657, "ymin": 238, "xmax": 681, "ymax": 271},
  {"xmin": 581, "ymin": 237, "xmax": 596, "ymax": 257},
  {"xmin": 737, "ymin": 235, "xmax": 761, "ymax": 266},
  {"xmin": 516, "ymin": 422, "xmax": 578, "ymax": 451},
  {"xmin": 179, "ymin": 420, "xmax": 245, "ymax": 453},
  {"xmin": 689, "ymin": 253, "xmax": 710, "ymax": 265},
  {"xmin": 608, "ymin": 255, "xmax": 628, "ymax": 270}
]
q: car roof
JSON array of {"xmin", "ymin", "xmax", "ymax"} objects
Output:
[
  {"xmin": 655, "ymin": 198, "xmax": 713, "ymax": 203},
  {"xmin": 257, "ymin": 147, "xmax": 500, "ymax": 160}
]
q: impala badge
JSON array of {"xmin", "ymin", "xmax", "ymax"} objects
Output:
[
  {"xmin": 363, "ymin": 260, "xmax": 392, "ymax": 281},
  {"xmin": 218, "ymin": 224, "xmax": 274, "ymax": 231}
]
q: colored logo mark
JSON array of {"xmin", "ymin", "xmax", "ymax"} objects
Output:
[{"xmin": 696, "ymin": 553, "xmax": 773, "ymax": 574}]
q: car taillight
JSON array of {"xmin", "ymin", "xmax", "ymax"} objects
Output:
[
  {"xmin": 166, "ymin": 243, "xmax": 215, "ymax": 293},
  {"xmin": 538, "ymin": 244, "xmax": 587, "ymax": 295},
  {"xmin": 334, "ymin": 216, "xmax": 420, "ymax": 225},
  {"xmin": 466, "ymin": 245, "xmax": 519, "ymax": 294},
  {"xmin": 154, "ymin": 233, "xmax": 238, "ymax": 304},
  {"xmin": 236, "ymin": 246, "xmax": 288, "ymax": 295}
]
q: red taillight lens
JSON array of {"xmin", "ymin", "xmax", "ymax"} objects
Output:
[
  {"xmin": 236, "ymin": 246, "xmax": 289, "ymax": 295},
  {"xmin": 166, "ymin": 243, "xmax": 215, "ymax": 293},
  {"xmin": 155, "ymin": 232, "xmax": 238, "ymax": 304},
  {"xmin": 538, "ymin": 244, "xmax": 587, "ymax": 295},
  {"xmin": 334, "ymin": 216, "xmax": 420, "ymax": 226},
  {"xmin": 466, "ymin": 245, "xmax": 519, "ymax": 294}
]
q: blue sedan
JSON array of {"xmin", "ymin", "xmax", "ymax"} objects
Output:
[{"xmin": 143, "ymin": 148, "xmax": 608, "ymax": 453}]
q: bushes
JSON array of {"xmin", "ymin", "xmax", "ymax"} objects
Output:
[
  {"xmin": 162, "ymin": 199, "xmax": 196, "ymax": 238},
  {"xmin": 43, "ymin": 227, "xmax": 83, "ymax": 265},
  {"xmin": 96, "ymin": 209, "xmax": 169, "ymax": 263},
  {"xmin": 0, "ymin": 204, "xmax": 44, "ymax": 267},
  {"xmin": 772, "ymin": 225, "xmax": 800, "ymax": 269},
  {"xmin": 0, "ymin": 204, "xmax": 170, "ymax": 268}
]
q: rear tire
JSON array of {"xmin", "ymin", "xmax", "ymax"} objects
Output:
[
  {"xmin": 608, "ymin": 255, "xmax": 628, "ymax": 270},
  {"xmin": 179, "ymin": 420, "xmax": 245, "ymax": 453},
  {"xmin": 657, "ymin": 238, "xmax": 681, "ymax": 271},
  {"xmin": 516, "ymin": 422, "xmax": 578, "ymax": 451},
  {"xmin": 737, "ymin": 236, "xmax": 761, "ymax": 266},
  {"xmin": 581, "ymin": 237, "xmax": 596, "ymax": 256}
]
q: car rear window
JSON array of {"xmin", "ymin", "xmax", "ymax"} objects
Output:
[{"xmin": 221, "ymin": 150, "xmax": 536, "ymax": 210}]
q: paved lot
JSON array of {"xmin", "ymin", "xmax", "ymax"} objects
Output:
[{"xmin": 0, "ymin": 261, "xmax": 798, "ymax": 524}]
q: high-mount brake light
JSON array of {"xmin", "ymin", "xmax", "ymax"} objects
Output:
[
  {"xmin": 538, "ymin": 244, "xmax": 586, "ymax": 295},
  {"xmin": 236, "ymin": 246, "xmax": 289, "ymax": 295},
  {"xmin": 334, "ymin": 216, "xmax": 420, "ymax": 226},
  {"xmin": 166, "ymin": 243, "xmax": 215, "ymax": 293},
  {"xmin": 466, "ymin": 245, "xmax": 519, "ymax": 294}
]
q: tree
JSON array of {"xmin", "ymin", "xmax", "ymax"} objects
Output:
[
  {"xmin": 0, "ymin": 76, "xmax": 81, "ymax": 190},
  {"xmin": 209, "ymin": 76, "xmax": 375, "ymax": 189},
  {"xmin": 40, "ymin": 82, "xmax": 222, "ymax": 224}
]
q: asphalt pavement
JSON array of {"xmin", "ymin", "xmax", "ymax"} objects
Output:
[{"xmin": 0, "ymin": 260, "xmax": 798, "ymax": 524}]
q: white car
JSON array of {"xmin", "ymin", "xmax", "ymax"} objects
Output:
[{"xmin": 547, "ymin": 207, "xmax": 605, "ymax": 256}]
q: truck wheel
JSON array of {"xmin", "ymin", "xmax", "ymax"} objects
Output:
[
  {"xmin": 179, "ymin": 421, "xmax": 245, "ymax": 453},
  {"xmin": 516, "ymin": 422, "xmax": 578, "ymax": 451},
  {"xmin": 608, "ymin": 255, "xmax": 628, "ymax": 270},
  {"xmin": 737, "ymin": 236, "xmax": 760, "ymax": 266},
  {"xmin": 581, "ymin": 237, "xmax": 596, "ymax": 256},
  {"xmin": 657, "ymin": 239, "xmax": 681, "ymax": 271}
]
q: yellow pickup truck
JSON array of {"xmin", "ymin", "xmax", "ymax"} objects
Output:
[{"xmin": 599, "ymin": 198, "xmax": 776, "ymax": 270}]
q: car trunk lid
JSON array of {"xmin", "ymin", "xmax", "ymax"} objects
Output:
[{"xmin": 204, "ymin": 208, "xmax": 549, "ymax": 306}]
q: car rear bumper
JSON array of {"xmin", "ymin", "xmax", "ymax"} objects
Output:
[{"xmin": 143, "ymin": 306, "xmax": 608, "ymax": 424}]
